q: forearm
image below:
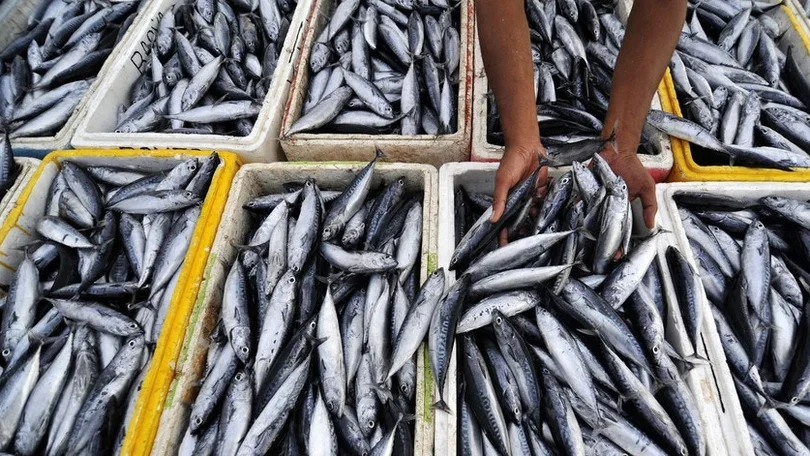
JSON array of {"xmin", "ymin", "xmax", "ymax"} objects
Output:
[
  {"xmin": 603, "ymin": 0, "xmax": 687, "ymax": 154},
  {"xmin": 475, "ymin": 0, "xmax": 539, "ymax": 149}
]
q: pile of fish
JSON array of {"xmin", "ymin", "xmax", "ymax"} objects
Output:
[
  {"xmin": 0, "ymin": 133, "xmax": 17, "ymax": 199},
  {"xmin": 676, "ymin": 192, "xmax": 810, "ymax": 454},
  {"xmin": 178, "ymin": 150, "xmax": 428, "ymax": 455},
  {"xmin": 114, "ymin": 0, "xmax": 298, "ymax": 135},
  {"xmin": 484, "ymin": 0, "xmax": 659, "ymax": 162},
  {"xmin": 438, "ymin": 160, "xmax": 707, "ymax": 455},
  {"xmin": 285, "ymin": 0, "xmax": 461, "ymax": 136},
  {"xmin": 646, "ymin": 0, "xmax": 810, "ymax": 170},
  {"xmin": 0, "ymin": 153, "xmax": 219, "ymax": 455},
  {"xmin": 0, "ymin": 0, "xmax": 145, "ymax": 138}
]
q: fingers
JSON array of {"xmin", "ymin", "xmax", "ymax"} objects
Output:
[
  {"xmin": 536, "ymin": 166, "xmax": 549, "ymax": 194},
  {"xmin": 640, "ymin": 184, "xmax": 658, "ymax": 229},
  {"xmin": 498, "ymin": 228, "xmax": 509, "ymax": 247},
  {"xmin": 490, "ymin": 183, "xmax": 507, "ymax": 223},
  {"xmin": 490, "ymin": 169, "xmax": 518, "ymax": 223}
]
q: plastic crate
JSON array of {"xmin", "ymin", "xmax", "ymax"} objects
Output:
[
  {"xmin": 668, "ymin": 3, "xmax": 810, "ymax": 182},
  {"xmin": 278, "ymin": 0, "xmax": 474, "ymax": 167},
  {"xmin": 151, "ymin": 161, "xmax": 439, "ymax": 456},
  {"xmin": 0, "ymin": 149, "xmax": 241, "ymax": 456},
  {"xmin": 71, "ymin": 0, "xmax": 314, "ymax": 163},
  {"xmin": 433, "ymin": 161, "xmax": 752, "ymax": 456}
]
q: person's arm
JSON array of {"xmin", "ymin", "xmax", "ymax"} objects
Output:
[
  {"xmin": 475, "ymin": 0, "xmax": 547, "ymax": 228},
  {"xmin": 600, "ymin": 0, "xmax": 687, "ymax": 228}
]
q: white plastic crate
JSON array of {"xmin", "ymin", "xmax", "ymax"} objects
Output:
[
  {"xmin": 658, "ymin": 180, "xmax": 810, "ymax": 455},
  {"xmin": 152, "ymin": 161, "xmax": 439, "ymax": 456},
  {"xmin": 278, "ymin": 0, "xmax": 474, "ymax": 168},
  {"xmin": 434, "ymin": 161, "xmax": 751, "ymax": 456},
  {"xmin": 71, "ymin": 0, "xmax": 315, "ymax": 163}
]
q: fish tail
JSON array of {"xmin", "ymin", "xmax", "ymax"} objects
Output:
[{"xmin": 431, "ymin": 398, "xmax": 452, "ymax": 413}]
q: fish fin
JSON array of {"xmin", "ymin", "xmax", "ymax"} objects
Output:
[
  {"xmin": 371, "ymin": 383, "xmax": 394, "ymax": 403},
  {"xmin": 576, "ymin": 226, "xmax": 597, "ymax": 241},
  {"xmin": 630, "ymin": 226, "xmax": 671, "ymax": 239},
  {"xmin": 588, "ymin": 415, "xmax": 617, "ymax": 440},
  {"xmin": 9, "ymin": 239, "xmax": 45, "ymax": 252},
  {"xmin": 209, "ymin": 320, "xmax": 227, "ymax": 344},
  {"xmin": 28, "ymin": 331, "xmax": 65, "ymax": 346},
  {"xmin": 302, "ymin": 333, "xmax": 328, "ymax": 348},
  {"xmin": 374, "ymin": 147, "xmax": 387, "ymax": 161},
  {"xmin": 662, "ymin": 342, "xmax": 696, "ymax": 364},
  {"xmin": 764, "ymin": 395, "xmax": 795, "ymax": 412},
  {"xmin": 325, "ymin": 271, "xmax": 347, "ymax": 286},
  {"xmin": 229, "ymin": 241, "xmax": 267, "ymax": 257},
  {"xmin": 127, "ymin": 300, "xmax": 155, "ymax": 311},
  {"xmin": 431, "ymin": 399, "xmax": 452, "ymax": 413}
]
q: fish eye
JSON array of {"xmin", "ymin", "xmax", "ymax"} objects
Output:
[
  {"xmin": 236, "ymin": 373, "xmax": 244, "ymax": 381},
  {"xmin": 400, "ymin": 384, "xmax": 408, "ymax": 393},
  {"xmin": 652, "ymin": 345, "xmax": 660, "ymax": 354},
  {"xmin": 130, "ymin": 323, "xmax": 138, "ymax": 329},
  {"xmin": 195, "ymin": 417, "xmax": 203, "ymax": 426},
  {"xmin": 1, "ymin": 349, "xmax": 9, "ymax": 357},
  {"xmin": 241, "ymin": 347, "xmax": 249, "ymax": 354},
  {"xmin": 514, "ymin": 407, "xmax": 520, "ymax": 416},
  {"xmin": 367, "ymin": 420, "xmax": 375, "ymax": 429},
  {"xmin": 495, "ymin": 316, "xmax": 502, "ymax": 325},
  {"xmin": 129, "ymin": 340, "xmax": 136, "ymax": 347},
  {"xmin": 289, "ymin": 276, "xmax": 296, "ymax": 283},
  {"xmin": 310, "ymin": 321, "xmax": 317, "ymax": 329}
]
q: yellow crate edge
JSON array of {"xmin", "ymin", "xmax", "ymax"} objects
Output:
[
  {"xmin": 668, "ymin": 4, "xmax": 810, "ymax": 182},
  {"xmin": 122, "ymin": 151, "xmax": 240, "ymax": 456}
]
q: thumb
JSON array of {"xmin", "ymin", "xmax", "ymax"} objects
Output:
[{"xmin": 641, "ymin": 186, "xmax": 658, "ymax": 230}]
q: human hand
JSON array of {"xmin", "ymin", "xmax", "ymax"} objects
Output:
[
  {"xmin": 491, "ymin": 143, "xmax": 548, "ymax": 244},
  {"xmin": 599, "ymin": 146, "xmax": 657, "ymax": 229}
]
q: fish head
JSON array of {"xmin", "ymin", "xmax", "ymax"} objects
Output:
[
  {"xmin": 230, "ymin": 326, "xmax": 251, "ymax": 363},
  {"xmin": 491, "ymin": 310, "xmax": 516, "ymax": 340}
]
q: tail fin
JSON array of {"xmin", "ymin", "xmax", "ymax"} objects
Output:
[{"xmin": 432, "ymin": 398, "xmax": 452, "ymax": 413}]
